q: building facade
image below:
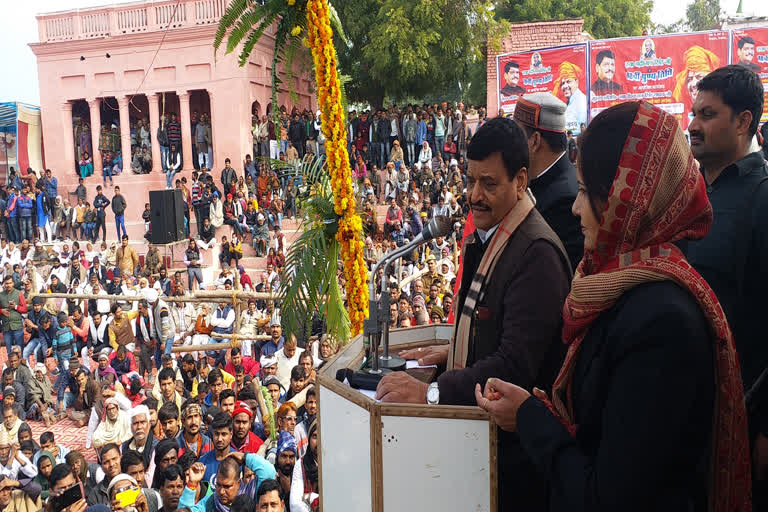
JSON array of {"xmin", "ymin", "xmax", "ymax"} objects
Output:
[{"xmin": 30, "ymin": 0, "xmax": 315, "ymax": 235}]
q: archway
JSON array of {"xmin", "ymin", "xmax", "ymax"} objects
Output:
[{"xmin": 71, "ymin": 100, "xmax": 93, "ymax": 178}]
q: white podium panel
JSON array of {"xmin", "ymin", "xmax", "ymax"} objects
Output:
[
  {"xmin": 318, "ymin": 385, "xmax": 373, "ymax": 511},
  {"xmin": 380, "ymin": 415, "xmax": 492, "ymax": 512}
]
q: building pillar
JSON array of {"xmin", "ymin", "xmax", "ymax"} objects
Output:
[
  {"xmin": 61, "ymin": 101, "xmax": 76, "ymax": 177},
  {"xmin": 148, "ymin": 93, "xmax": 162, "ymax": 173},
  {"xmin": 88, "ymin": 98, "xmax": 103, "ymax": 176},
  {"xmin": 117, "ymin": 96, "xmax": 132, "ymax": 172},
  {"xmin": 206, "ymin": 89, "xmax": 215, "ymax": 170},
  {"xmin": 177, "ymin": 90, "xmax": 194, "ymax": 171}
]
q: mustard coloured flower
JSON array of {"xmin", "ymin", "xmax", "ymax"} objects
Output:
[
  {"xmin": 287, "ymin": 0, "xmax": 296, "ymax": 5},
  {"xmin": 292, "ymin": 26, "xmax": 302, "ymax": 36}
]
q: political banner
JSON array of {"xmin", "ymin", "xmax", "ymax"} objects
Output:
[
  {"xmin": 588, "ymin": 31, "xmax": 729, "ymax": 130},
  {"xmin": 497, "ymin": 44, "xmax": 588, "ymax": 134},
  {"xmin": 731, "ymin": 27, "xmax": 768, "ymax": 122}
]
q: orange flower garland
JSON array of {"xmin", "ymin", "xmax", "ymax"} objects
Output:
[{"xmin": 306, "ymin": 0, "xmax": 368, "ymax": 334}]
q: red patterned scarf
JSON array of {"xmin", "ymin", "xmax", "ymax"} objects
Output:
[{"xmin": 550, "ymin": 102, "xmax": 751, "ymax": 511}]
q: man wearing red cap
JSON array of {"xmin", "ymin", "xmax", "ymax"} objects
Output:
[{"xmin": 231, "ymin": 401, "xmax": 263, "ymax": 453}]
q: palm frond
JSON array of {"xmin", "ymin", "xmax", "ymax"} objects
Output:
[
  {"xmin": 327, "ymin": 2, "xmax": 350, "ymax": 47},
  {"xmin": 213, "ymin": 0, "xmax": 249, "ymax": 53},
  {"xmin": 236, "ymin": 11, "xmax": 281, "ymax": 64}
]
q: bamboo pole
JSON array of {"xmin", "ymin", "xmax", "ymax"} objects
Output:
[{"xmin": 29, "ymin": 291, "xmax": 282, "ymax": 302}]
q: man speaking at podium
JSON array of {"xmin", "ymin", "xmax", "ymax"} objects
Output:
[{"xmin": 377, "ymin": 113, "xmax": 572, "ymax": 511}]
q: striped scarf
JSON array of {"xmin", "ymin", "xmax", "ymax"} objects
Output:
[{"xmin": 449, "ymin": 191, "xmax": 534, "ymax": 370}]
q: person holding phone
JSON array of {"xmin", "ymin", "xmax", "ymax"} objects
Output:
[
  {"xmin": 107, "ymin": 474, "xmax": 148, "ymax": 512},
  {"xmin": 45, "ymin": 464, "xmax": 86, "ymax": 512}
]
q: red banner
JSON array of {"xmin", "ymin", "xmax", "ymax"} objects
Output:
[
  {"xmin": 588, "ymin": 31, "xmax": 729, "ymax": 130},
  {"xmin": 732, "ymin": 27, "xmax": 768, "ymax": 123},
  {"xmin": 497, "ymin": 44, "xmax": 588, "ymax": 134}
]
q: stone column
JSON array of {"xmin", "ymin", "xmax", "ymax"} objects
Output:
[
  {"xmin": 88, "ymin": 98, "xmax": 103, "ymax": 176},
  {"xmin": 61, "ymin": 101, "xmax": 76, "ymax": 176},
  {"xmin": 117, "ymin": 96, "xmax": 132, "ymax": 172},
  {"xmin": 148, "ymin": 93, "xmax": 162, "ymax": 173},
  {"xmin": 177, "ymin": 90, "xmax": 194, "ymax": 171}
]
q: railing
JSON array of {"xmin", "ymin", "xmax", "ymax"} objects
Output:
[{"xmin": 37, "ymin": 0, "xmax": 235, "ymax": 43}]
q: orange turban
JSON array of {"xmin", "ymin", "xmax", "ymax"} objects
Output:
[
  {"xmin": 553, "ymin": 61, "xmax": 583, "ymax": 99},
  {"xmin": 672, "ymin": 46, "xmax": 721, "ymax": 104}
]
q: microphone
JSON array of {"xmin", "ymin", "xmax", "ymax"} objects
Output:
[{"xmin": 364, "ymin": 216, "xmax": 454, "ymax": 374}]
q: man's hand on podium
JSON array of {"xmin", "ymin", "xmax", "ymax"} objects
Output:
[
  {"xmin": 398, "ymin": 345, "xmax": 449, "ymax": 366},
  {"xmin": 376, "ymin": 372, "xmax": 429, "ymax": 404}
]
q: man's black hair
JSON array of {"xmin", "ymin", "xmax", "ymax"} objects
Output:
[
  {"xmin": 158, "ymin": 401, "xmax": 180, "ymax": 422},
  {"xmin": 19, "ymin": 440, "xmax": 35, "ymax": 453},
  {"xmin": 158, "ymin": 367, "xmax": 176, "ymax": 384},
  {"xmin": 40, "ymin": 431, "xmax": 55, "ymax": 445},
  {"xmin": 503, "ymin": 61, "xmax": 519, "ymax": 73},
  {"xmin": 230, "ymin": 346, "xmax": 241, "ymax": 357},
  {"xmin": 596, "ymin": 49, "xmax": 615, "ymax": 65},
  {"xmin": 217, "ymin": 457, "xmax": 240, "ymax": 479},
  {"xmin": 697, "ymin": 65, "xmax": 764, "ymax": 137},
  {"xmin": 120, "ymin": 450, "xmax": 144, "ymax": 473},
  {"xmin": 231, "ymin": 494, "xmax": 254, "ymax": 512},
  {"xmin": 49, "ymin": 463, "xmax": 75, "ymax": 489},
  {"xmin": 220, "ymin": 389, "xmax": 236, "ymax": 403},
  {"xmin": 237, "ymin": 387, "xmax": 257, "ymax": 401},
  {"xmin": 210, "ymin": 411, "xmax": 233, "ymax": 432},
  {"xmin": 145, "ymin": 396, "xmax": 159, "ymax": 412},
  {"xmin": 291, "ymin": 365, "xmax": 306, "ymax": 381},
  {"xmin": 2, "ymin": 368, "xmax": 13, "ymax": 380},
  {"xmin": 100, "ymin": 443, "xmax": 120, "ymax": 462},
  {"xmin": 177, "ymin": 451, "xmax": 198, "ymax": 472},
  {"xmin": 467, "ymin": 116, "xmax": 529, "ymax": 181},
  {"xmin": 157, "ymin": 464, "xmax": 185, "ymax": 488},
  {"xmin": 208, "ymin": 368, "xmax": 223, "ymax": 385},
  {"xmin": 738, "ymin": 36, "xmax": 755, "ymax": 49},
  {"xmin": 256, "ymin": 478, "xmax": 282, "ymax": 500}
]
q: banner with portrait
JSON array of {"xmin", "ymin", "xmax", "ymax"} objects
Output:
[
  {"xmin": 588, "ymin": 31, "xmax": 730, "ymax": 130},
  {"xmin": 497, "ymin": 44, "xmax": 588, "ymax": 134},
  {"xmin": 731, "ymin": 27, "xmax": 768, "ymax": 123}
]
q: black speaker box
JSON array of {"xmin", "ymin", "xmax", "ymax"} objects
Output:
[{"xmin": 149, "ymin": 189, "xmax": 185, "ymax": 244}]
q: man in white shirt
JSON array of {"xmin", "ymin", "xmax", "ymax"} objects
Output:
[
  {"xmin": 0, "ymin": 431, "xmax": 37, "ymax": 481},
  {"xmin": 274, "ymin": 334, "xmax": 304, "ymax": 391}
]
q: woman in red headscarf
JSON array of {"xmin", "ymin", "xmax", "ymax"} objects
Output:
[{"xmin": 476, "ymin": 101, "xmax": 751, "ymax": 511}]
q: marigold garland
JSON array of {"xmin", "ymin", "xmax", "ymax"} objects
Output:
[{"xmin": 306, "ymin": 0, "xmax": 368, "ymax": 334}]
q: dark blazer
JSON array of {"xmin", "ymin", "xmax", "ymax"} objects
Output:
[
  {"xmin": 517, "ymin": 281, "xmax": 715, "ymax": 511},
  {"xmin": 530, "ymin": 153, "xmax": 584, "ymax": 272},
  {"xmin": 439, "ymin": 208, "xmax": 572, "ymax": 512}
]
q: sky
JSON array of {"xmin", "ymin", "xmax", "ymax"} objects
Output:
[{"xmin": 1, "ymin": 0, "xmax": 768, "ymax": 105}]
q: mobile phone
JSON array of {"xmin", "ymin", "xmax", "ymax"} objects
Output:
[
  {"xmin": 115, "ymin": 487, "xmax": 141, "ymax": 508},
  {"xmin": 52, "ymin": 483, "xmax": 83, "ymax": 512}
]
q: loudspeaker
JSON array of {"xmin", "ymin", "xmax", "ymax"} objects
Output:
[{"xmin": 149, "ymin": 189, "xmax": 185, "ymax": 244}]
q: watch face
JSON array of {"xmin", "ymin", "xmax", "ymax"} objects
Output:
[{"xmin": 427, "ymin": 386, "xmax": 439, "ymax": 404}]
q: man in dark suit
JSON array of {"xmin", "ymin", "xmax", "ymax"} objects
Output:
[
  {"xmin": 376, "ymin": 117, "xmax": 571, "ymax": 511},
  {"xmin": 500, "ymin": 61, "xmax": 526, "ymax": 96},
  {"xmin": 514, "ymin": 93, "xmax": 584, "ymax": 271},
  {"xmin": 591, "ymin": 49, "xmax": 623, "ymax": 95}
]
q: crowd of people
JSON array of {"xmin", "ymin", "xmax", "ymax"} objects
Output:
[{"xmin": 2, "ymin": 58, "xmax": 768, "ymax": 512}]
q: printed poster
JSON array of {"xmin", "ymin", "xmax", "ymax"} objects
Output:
[
  {"xmin": 497, "ymin": 44, "xmax": 589, "ymax": 134},
  {"xmin": 731, "ymin": 27, "xmax": 768, "ymax": 122},
  {"xmin": 588, "ymin": 31, "xmax": 730, "ymax": 130}
]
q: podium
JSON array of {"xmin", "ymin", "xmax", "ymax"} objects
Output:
[{"xmin": 317, "ymin": 324, "xmax": 498, "ymax": 512}]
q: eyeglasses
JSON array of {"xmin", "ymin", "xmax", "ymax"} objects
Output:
[
  {"xmin": 114, "ymin": 485, "xmax": 138, "ymax": 495},
  {"xmin": 283, "ymin": 416, "xmax": 297, "ymax": 422}
]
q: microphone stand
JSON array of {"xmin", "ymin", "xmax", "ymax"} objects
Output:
[{"xmin": 363, "ymin": 245, "xmax": 411, "ymax": 374}]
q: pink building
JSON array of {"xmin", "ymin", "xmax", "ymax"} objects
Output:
[{"xmin": 30, "ymin": 0, "xmax": 315, "ymax": 237}]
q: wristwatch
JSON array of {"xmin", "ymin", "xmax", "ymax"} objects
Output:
[{"xmin": 426, "ymin": 382, "xmax": 440, "ymax": 405}]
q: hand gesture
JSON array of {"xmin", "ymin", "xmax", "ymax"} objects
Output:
[
  {"xmin": 225, "ymin": 451, "xmax": 245, "ymax": 466},
  {"xmin": 69, "ymin": 499, "xmax": 88, "ymax": 512},
  {"xmin": 135, "ymin": 490, "xmax": 148, "ymax": 512},
  {"xmin": 188, "ymin": 462, "xmax": 206, "ymax": 485},
  {"xmin": 474, "ymin": 378, "xmax": 531, "ymax": 433}
]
